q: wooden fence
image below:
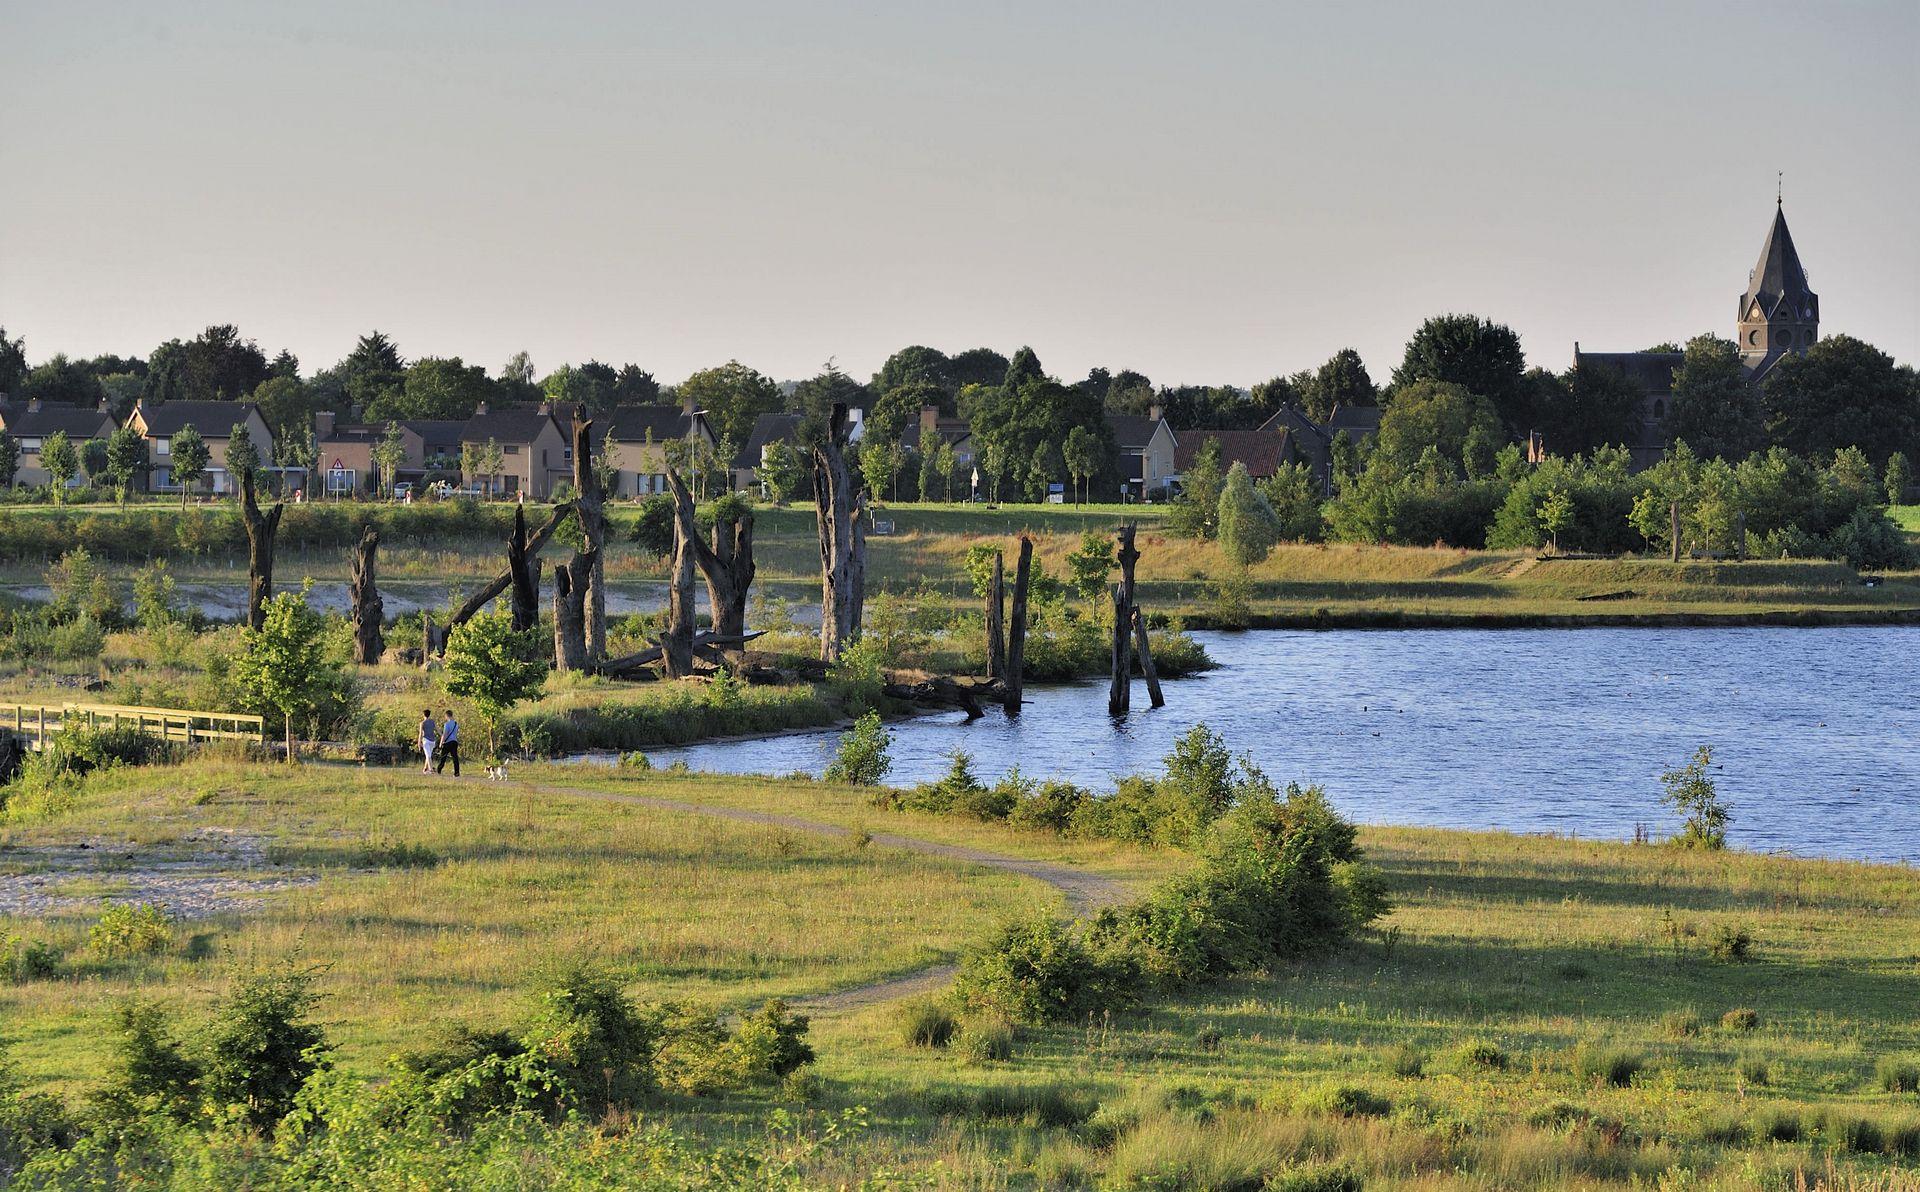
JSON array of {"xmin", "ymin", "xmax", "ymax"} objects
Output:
[{"xmin": 1, "ymin": 702, "xmax": 265, "ymax": 752}]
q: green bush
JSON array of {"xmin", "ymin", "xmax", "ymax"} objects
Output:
[
  {"xmin": 1007, "ymin": 779, "xmax": 1091, "ymax": 833},
  {"xmin": 952, "ymin": 916, "xmax": 1115, "ymax": 1024},
  {"xmin": 87, "ymin": 903, "xmax": 173, "ymax": 960},
  {"xmin": 1267, "ymin": 1164, "xmax": 1364, "ymax": 1192},
  {"xmin": 1878, "ymin": 1057, "xmax": 1920, "ymax": 1094},
  {"xmin": 1707, "ymin": 924, "xmax": 1754, "ymax": 962},
  {"xmin": 199, "ymin": 967, "xmax": 331, "ymax": 1130},
  {"xmin": 725, "ymin": 999, "xmax": 813, "ymax": 1084},
  {"xmin": 1662, "ymin": 1009, "xmax": 1702, "ymax": 1038},
  {"xmin": 1303, "ymin": 1083, "xmax": 1390, "ymax": 1118},
  {"xmin": 823, "ymin": 710, "xmax": 892, "ymax": 786},
  {"xmin": 1720, "ymin": 1007, "xmax": 1760, "ymax": 1033},
  {"xmin": 955, "ymin": 1014, "xmax": 1016, "ymax": 1063},
  {"xmin": 1387, "ymin": 1043, "xmax": 1426, "ymax": 1078},
  {"xmin": 518, "ymin": 963, "xmax": 657, "ymax": 1116},
  {"xmin": 896, "ymin": 998, "xmax": 957, "ymax": 1049},
  {"xmin": 0, "ymin": 933, "xmax": 60, "ymax": 983},
  {"xmin": 1451, "ymin": 1039, "xmax": 1509, "ymax": 1072},
  {"xmin": 1738, "ymin": 1055, "xmax": 1771, "ymax": 1086},
  {"xmin": 1572, "ymin": 1042, "xmax": 1643, "ymax": 1088}
]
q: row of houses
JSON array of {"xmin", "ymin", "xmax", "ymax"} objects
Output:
[{"xmin": 1, "ymin": 390, "xmax": 1379, "ymax": 502}]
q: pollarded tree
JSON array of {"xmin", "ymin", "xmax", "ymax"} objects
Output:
[
  {"xmin": 230, "ymin": 585, "xmax": 339, "ymax": 763},
  {"xmin": 41, "ymin": 431, "xmax": 78, "ymax": 502},
  {"xmin": 170, "ymin": 425, "xmax": 210, "ymax": 508},
  {"xmin": 443, "ymin": 605, "xmax": 548, "ymax": 757},
  {"xmin": 1668, "ymin": 335, "xmax": 1765, "ymax": 460},
  {"xmin": 1217, "ymin": 461, "xmax": 1281, "ymax": 566}
]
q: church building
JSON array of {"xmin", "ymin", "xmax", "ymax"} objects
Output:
[{"xmin": 1573, "ymin": 201, "xmax": 1818, "ymax": 468}]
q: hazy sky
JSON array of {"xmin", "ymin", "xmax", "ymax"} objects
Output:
[{"xmin": 4, "ymin": 1, "xmax": 1916, "ymax": 388}]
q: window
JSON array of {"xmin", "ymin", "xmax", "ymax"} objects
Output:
[
  {"xmin": 156, "ymin": 437, "xmax": 171, "ymax": 456},
  {"xmin": 1652, "ymin": 400, "xmax": 1666, "ymax": 420},
  {"xmin": 504, "ymin": 445, "xmax": 520, "ymax": 455},
  {"xmin": 21, "ymin": 438, "xmax": 40, "ymax": 453}
]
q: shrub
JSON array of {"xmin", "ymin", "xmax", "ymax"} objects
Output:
[
  {"xmin": 198, "ymin": 967, "xmax": 331, "ymax": 1130},
  {"xmin": 1662, "ymin": 1009, "xmax": 1701, "ymax": 1038},
  {"xmin": 823, "ymin": 710, "xmax": 891, "ymax": 786},
  {"xmin": 1388, "ymin": 1043, "xmax": 1426, "ymax": 1078},
  {"xmin": 1032, "ymin": 1138, "xmax": 1097, "ymax": 1191},
  {"xmin": 1269, "ymin": 1164, "xmax": 1365, "ymax": 1192},
  {"xmin": 1755, "ymin": 1106, "xmax": 1801, "ymax": 1142},
  {"xmin": 725, "ymin": 999, "xmax": 813, "ymax": 1083},
  {"xmin": 88, "ymin": 903, "xmax": 173, "ymax": 959},
  {"xmin": 1660, "ymin": 745, "xmax": 1730, "ymax": 849},
  {"xmin": 1304, "ymin": 1083, "xmax": 1391, "ymax": 1118},
  {"xmin": 947, "ymin": 1082, "xmax": 1097, "ymax": 1128},
  {"xmin": 956, "ymin": 1014, "xmax": 1016, "ymax": 1063},
  {"xmin": 1707, "ymin": 924, "xmax": 1754, "ymax": 962},
  {"xmin": 896, "ymin": 998, "xmax": 957, "ymax": 1049},
  {"xmin": 1878, "ymin": 1057, "xmax": 1920, "ymax": 1094},
  {"xmin": 1452, "ymin": 1039, "xmax": 1509, "ymax": 1072},
  {"xmin": 1007, "ymin": 779, "xmax": 1090, "ymax": 833},
  {"xmin": 0, "ymin": 933, "xmax": 60, "ymax": 983},
  {"xmin": 1194, "ymin": 1025, "xmax": 1222, "ymax": 1053},
  {"xmin": 1738, "ymin": 1055, "xmax": 1771, "ymax": 1086},
  {"xmin": 952, "ymin": 916, "xmax": 1112, "ymax": 1024},
  {"xmin": 100, "ymin": 1000, "xmax": 202, "ymax": 1120},
  {"xmin": 1721, "ymin": 1007, "xmax": 1760, "ymax": 1033},
  {"xmin": 517, "ymin": 963, "xmax": 657, "ymax": 1116},
  {"xmin": 617, "ymin": 750, "xmax": 652, "ymax": 770},
  {"xmin": 1572, "ymin": 1042, "xmax": 1644, "ymax": 1088}
]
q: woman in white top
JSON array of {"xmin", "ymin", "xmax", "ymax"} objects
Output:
[{"xmin": 419, "ymin": 709, "xmax": 438, "ymax": 773}]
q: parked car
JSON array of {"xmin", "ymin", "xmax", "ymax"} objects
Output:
[{"xmin": 391, "ymin": 482, "xmax": 414, "ymax": 501}]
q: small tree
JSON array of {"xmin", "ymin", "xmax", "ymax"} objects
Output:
[
  {"xmin": 230, "ymin": 586, "xmax": 338, "ymax": 763},
  {"xmin": 371, "ymin": 420, "xmax": 407, "ymax": 498},
  {"xmin": 41, "ymin": 431, "xmax": 77, "ymax": 502},
  {"xmin": 1536, "ymin": 487, "xmax": 1573, "ymax": 553},
  {"xmin": 481, "ymin": 438, "xmax": 505, "ymax": 497},
  {"xmin": 104, "ymin": 425, "xmax": 147, "ymax": 502},
  {"xmin": 81, "ymin": 437, "xmax": 110, "ymax": 486},
  {"xmin": 1065, "ymin": 530, "xmax": 1115, "ymax": 599},
  {"xmin": 0, "ymin": 432, "xmax": 17, "ymax": 488},
  {"xmin": 1216, "ymin": 461, "xmax": 1281, "ymax": 566},
  {"xmin": 1886, "ymin": 452, "xmax": 1912, "ymax": 506},
  {"xmin": 460, "ymin": 440, "xmax": 483, "ymax": 494},
  {"xmin": 824, "ymin": 709, "xmax": 892, "ymax": 785},
  {"xmin": 977, "ymin": 441, "xmax": 1006, "ymax": 503},
  {"xmin": 1660, "ymin": 745, "xmax": 1729, "ymax": 850},
  {"xmin": 225, "ymin": 421, "xmax": 261, "ymax": 491},
  {"xmin": 1062, "ymin": 425, "xmax": 1102, "ymax": 507},
  {"xmin": 198, "ymin": 966, "xmax": 330, "ymax": 1130},
  {"xmin": 442, "ymin": 606, "xmax": 548, "ymax": 757},
  {"xmin": 860, "ymin": 439, "xmax": 895, "ymax": 502},
  {"xmin": 756, "ymin": 439, "xmax": 802, "ymax": 504},
  {"xmin": 1169, "ymin": 438, "xmax": 1223, "ymax": 539},
  {"xmin": 932, "ymin": 439, "xmax": 958, "ymax": 503},
  {"xmin": 170, "ymin": 425, "xmax": 210, "ymax": 508}
]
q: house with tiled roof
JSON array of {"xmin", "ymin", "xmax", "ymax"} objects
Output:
[
  {"xmin": 0, "ymin": 397, "xmax": 116, "ymax": 488},
  {"xmin": 127, "ymin": 400, "xmax": 274, "ymax": 494},
  {"xmin": 1104, "ymin": 409, "xmax": 1177, "ymax": 500},
  {"xmin": 732, "ymin": 412, "xmax": 803, "ymax": 493},
  {"xmin": 457, "ymin": 402, "xmax": 569, "ymax": 499},
  {"xmin": 601, "ymin": 399, "xmax": 716, "ymax": 497}
]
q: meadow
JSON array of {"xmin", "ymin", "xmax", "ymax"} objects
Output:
[{"xmin": 6, "ymin": 755, "xmax": 1920, "ymax": 1188}]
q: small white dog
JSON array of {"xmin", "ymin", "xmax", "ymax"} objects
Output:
[{"xmin": 485, "ymin": 760, "xmax": 510, "ymax": 781}]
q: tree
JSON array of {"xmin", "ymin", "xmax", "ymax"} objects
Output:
[
  {"xmin": 1169, "ymin": 437, "xmax": 1224, "ymax": 539},
  {"xmin": 1376, "ymin": 380, "xmax": 1505, "ymax": 471},
  {"xmin": 1535, "ymin": 360, "xmax": 1646, "ymax": 457},
  {"xmin": 230, "ymin": 586, "xmax": 339, "ymax": 762},
  {"xmin": 252, "ymin": 376, "xmax": 315, "ymax": 443},
  {"xmin": 180, "ymin": 323, "xmax": 269, "ymax": 401},
  {"xmin": 872, "ymin": 345, "xmax": 953, "ymax": 395},
  {"xmin": 1217, "ymin": 462, "xmax": 1282, "ymax": 566},
  {"xmin": 104, "ymin": 426, "xmax": 146, "ymax": 502},
  {"xmin": 613, "ymin": 364, "xmax": 660, "ymax": 406},
  {"xmin": 21, "ymin": 353, "xmax": 103, "ymax": 406},
  {"xmin": 868, "ymin": 381, "xmax": 947, "ymax": 446},
  {"xmin": 860, "ymin": 439, "xmax": 896, "ymax": 501},
  {"xmin": 1300, "ymin": 348, "xmax": 1377, "ymax": 421},
  {"xmin": 675, "ymin": 361, "xmax": 783, "ymax": 445},
  {"xmin": 169, "ymin": 425, "xmax": 210, "ymax": 507},
  {"xmin": 1887, "ymin": 452, "xmax": 1912, "ymax": 505},
  {"xmin": 975, "ymin": 441, "xmax": 1007, "ymax": 503},
  {"xmin": 0, "ymin": 326, "xmax": 25, "ymax": 396},
  {"xmin": 1660, "ymin": 745, "xmax": 1729, "ymax": 850},
  {"xmin": 931, "ymin": 439, "xmax": 958, "ymax": 503},
  {"xmin": 1256, "ymin": 461, "xmax": 1324, "ymax": 541},
  {"xmin": 947, "ymin": 347, "xmax": 1011, "ymax": 388},
  {"xmin": 481, "ymin": 439, "xmax": 505, "ymax": 498},
  {"xmin": 274, "ymin": 422, "xmax": 315, "ymax": 497},
  {"xmin": 756, "ymin": 438, "xmax": 802, "ymax": 504},
  {"xmin": 824, "ymin": 709, "xmax": 892, "ymax": 785},
  {"xmin": 368, "ymin": 356, "xmax": 492, "ymax": 421},
  {"xmin": 1003, "ymin": 346, "xmax": 1045, "ymax": 391},
  {"xmin": 1536, "ymin": 487, "xmax": 1573, "ymax": 552},
  {"xmin": 223, "ymin": 421, "xmax": 260, "ymax": 490},
  {"xmin": 371, "ymin": 421, "xmax": 407, "ymax": 496},
  {"xmin": 199, "ymin": 967, "xmax": 330, "ymax": 1129},
  {"xmin": 442, "ymin": 606, "xmax": 548, "ymax": 757},
  {"xmin": 0, "ymin": 433, "xmax": 16, "ymax": 488},
  {"xmin": 1062, "ymin": 425, "xmax": 1103, "ymax": 507},
  {"xmin": 1765, "ymin": 334, "xmax": 1918, "ymax": 465},
  {"xmin": 40, "ymin": 431, "xmax": 77, "ymax": 501},
  {"xmin": 1392, "ymin": 314, "xmax": 1529, "ymax": 432},
  {"xmin": 1668, "ymin": 336, "xmax": 1765, "ymax": 460}
]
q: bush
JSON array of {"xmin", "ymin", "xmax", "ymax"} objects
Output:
[
  {"xmin": 1572, "ymin": 1042, "xmax": 1644, "ymax": 1088},
  {"xmin": 1452, "ymin": 1039, "xmax": 1509, "ymax": 1072},
  {"xmin": 725, "ymin": 999, "xmax": 813, "ymax": 1083},
  {"xmin": 1707, "ymin": 924, "xmax": 1754, "ymax": 962},
  {"xmin": 100, "ymin": 1000, "xmax": 202, "ymax": 1120},
  {"xmin": 1269, "ymin": 1163, "xmax": 1365, "ymax": 1192},
  {"xmin": 198, "ymin": 967, "xmax": 331, "ymax": 1130},
  {"xmin": 88, "ymin": 903, "xmax": 173, "ymax": 959},
  {"xmin": 518, "ymin": 963, "xmax": 657, "ymax": 1116},
  {"xmin": 1738, "ymin": 1055, "xmax": 1771, "ymax": 1086},
  {"xmin": 952, "ymin": 916, "xmax": 1113, "ymax": 1024},
  {"xmin": 896, "ymin": 998, "xmax": 957, "ymax": 1049},
  {"xmin": 1660, "ymin": 745, "xmax": 1730, "ymax": 849},
  {"xmin": 1007, "ymin": 779, "xmax": 1090, "ymax": 833},
  {"xmin": 1662, "ymin": 1009, "xmax": 1702, "ymax": 1038},
  {"xmin": 823, "ymin": 710, "xmax": 891, "ymax": 785},
  {"xmin": 0, "ymin": 933, "xmax": 60, "ymax": 983},
  {"xmin": 1303, "ymin": 1083, "xmax": 1390, "ymax": 1117},
  {"xmin": 955, "ymin": 1014, "xmax": 1016, "ymax": 1063},
  {"xmin": 1721, "ymin": 1007, "xmax": 1760, "ymax": 1032},
  {"xmin": 1878, "ymin": 1057, "xmax": 1920, "ymax": 1094},
  {"xmin": 1387, "ymin": 1043, "xmax": 1426, "ymax": 1078}
]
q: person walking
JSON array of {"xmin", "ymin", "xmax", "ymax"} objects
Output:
[
  {"xmin": 418, "ymin": 708, "xmax": 438, "ymax": 774},
  {"xmin": 434, "ymin": 707, "xmax": 461, "ymax": 776}
]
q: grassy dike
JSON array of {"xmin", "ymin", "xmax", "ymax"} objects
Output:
[{"xmin": 5, "ymin": 759, "xmax": 1920, "ymax": 1186}]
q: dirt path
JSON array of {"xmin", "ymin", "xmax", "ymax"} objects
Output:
[{"xmin": 528, "ymin": 781, "xmax": 1130, "ymax": 1011}]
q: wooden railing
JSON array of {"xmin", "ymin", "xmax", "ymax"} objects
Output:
[{"xmin": 1, "ymin": 702, "xmax": 265, "ymax": 752}]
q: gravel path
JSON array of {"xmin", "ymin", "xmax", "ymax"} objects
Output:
[
  {"xmin": 0, "ymin": 828, "xmax": 317, "ymax": 919},
  {"xmin": 530, "ymin": 781, "xmax": 1130, "ymax": 1010}
]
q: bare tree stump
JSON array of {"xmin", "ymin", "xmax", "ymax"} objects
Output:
[
  {"xmin": 349, "ymin": 525, "xmax": 384, "ymax": 665},
  {"xmin": 666, "ymin": 469, "xmax": 757, "ymax": 646},
  {"xmin": 570, "ymin": 411, "xmax": 608, "ymax": 664},
  {"xmin": 1132, "ymin": 606, "xmax": 1165, "ymax": 708},
  {"xmin": 443, "ymin": 501, "xmax": 572, "ymax": 645},
  {"xmin": 507, "ymin": 504, "xmax": 543, "ymax": 633},
  {"xmin": 813, "ymin": 402, "xmax": 865, "ymax": 662},
  {"xmin": 1005, "ymin": 535, "xmax": 1033, "ymax": 715},
  {"xmin": 552, "ymin": 549, "xmax": 596, "ymax": 672},
  {"xmin": 662, "ymin": 474, "xmax": 700, "ymax": 679},
  {"xmin": 1108, "ymin": 584, "xmax": 1132, "ymax": 715},
  {"xmin": 984, "ymin": 550, "xmax": 1006, "ymax": 681},
  {"xmin": 240, "ymin": 468, "xmax": 283, "ymax": 632},
  {"xmin": 421, "ymin": 615, "xmax": 447, "ymax": 667}
]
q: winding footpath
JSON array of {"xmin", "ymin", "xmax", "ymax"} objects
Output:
[{"xmin": 529, "ymin": 782, "xmax": 1130, "ymax": 1010}]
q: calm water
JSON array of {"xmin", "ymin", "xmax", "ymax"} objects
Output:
[{"xmin": 634, "ymin": 627, "xmax": 1920, "ymax": 863}]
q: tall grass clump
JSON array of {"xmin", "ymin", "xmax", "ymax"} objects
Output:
[
  {"xmin": 895, "ymin": 998, "xmax": 957, "ymax": 1049},
  {"xmin": 1571, "ymin": 1042, "xmax": 1644, "ymax": 1088},
  {"xmin": 1877, "ymin": 1056, "xmax": 1920, "ymax": 1094}
]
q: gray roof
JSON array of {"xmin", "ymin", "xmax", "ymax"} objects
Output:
[
  {"xmin": 1104, "ymin": 413, "xmax": 1166, "ymax": 451},
  {"xmin": 1573, "ymin": 350, "xmax": 1682, "ymax": 396},
  {"xmin": 1323, "ymin": 403, "xmax": 1382, "ymax": 440},
  {"xmin": 608, "ymin": 406, "xmax": 698, "ymax": 444},
  {"xmin": 2, "ymin": 404, "xmax": 116, "ymax": 439},
  {"xmin": 460, "ymin": 406, "xmax": 560, "ymax": 445},
  {"xmin": 735, "ymin": 412, "xmax": 801, "ymax": 469},
  {"xmin": 1744, "ymin": 204, "xmax": 1816, "ymax": 319},
  {"xmin": 137, "ymin": 401, "xmax": 263, "ymax": 438}
]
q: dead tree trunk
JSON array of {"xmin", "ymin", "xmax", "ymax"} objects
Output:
[
  {"xmin": 443, "ymin": 502, "xmax": 573, "ymax": 643},
  {"xmin": 984, "ymin": 549, "xmax": 1006, "ymax": 680},
  {"xmin": 1132, "ymin": 607, "xmax": 1165, "ymax": 708},
  {"xmin": 1670, "ymin": 500, "xmax": 1681, "ymax": 563},
  {"xmin": 1005, "ymin": 536, "xmax": 1033, "ymax": 715},
  {"xmin": 1108, "ymin": 584, "xmax": 1132, "ymax": 716},
  {"xmin": 570, "ymin": 411, "xmax": 608, "ymax": 664},
  {"xmin": 349, "ymin": 525, "xmax": 384, "ymax": 664},
  {"xmin": 666, "ymin": 468, "xmax": 757, "ymax": 646},
  {"xmin": 813, "ymin": 402, "xmax": 865, "ymax": 662},
  {"xmin": 507, "ymin": 504, "xmax": 544, "ymax": 633},
  {"xmin": 240, "ymin": 468, "xmax": 283, "ymax": 632},
  {"xmin": 552, "ymin": 548, "xmax": 597, "ymax": 672},
  {"xmin": 662, "ymin": 471, "xmax": 701, "ymax": 678},
  {"xmin": 1109, "ymin": 524, "xmax": 1163, "ymax": 713},
  {"xmin": 422, "ymin": 616, "xmax": 447, "ymax": 664}
]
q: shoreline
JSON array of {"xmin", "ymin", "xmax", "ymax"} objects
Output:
[{"xmin": 1179, "ymin": 606, "xmax": 1920, "ymax": 631}]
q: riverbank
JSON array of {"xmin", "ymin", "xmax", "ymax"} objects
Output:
[{"xmin": 3, "ymin": 758, "xmax": 1919, "ymax": 1187}]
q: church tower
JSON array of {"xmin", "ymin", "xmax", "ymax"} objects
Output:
[{"xmin": 1736, "ymin": 201, "xmax": 1818, "ymax": 379}]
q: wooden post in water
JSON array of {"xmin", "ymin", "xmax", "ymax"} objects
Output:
[
  {"xmin": 984, "ymin": 549, "xmax": 1006, "ymax": 681},
  {"xmin": 1669, "ymin": 500, "xmax": 1681, "ymax": 564},
  {"xmin": 1004, "ymin": 536, "xmax": 1033, "ymax": 714},
  {"xmin": 1108, "ymin": 523, "xmax": 1162, "ymax": 714},
  {"xmin": 1132, "ymin": 607, "xmax": 1165, "ymax": 708},
  {"xmin": 1108, "ymin": 584, "xmax": 1131, "ymax": 715}
]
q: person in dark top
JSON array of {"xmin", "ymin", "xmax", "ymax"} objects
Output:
[
  {"xmin": 419, "ymin": 709, "xmax": 437, "ymax": 774},
  {"xmin": 434, "ymin": 708, "xmax": 461, "ymax": 776}
]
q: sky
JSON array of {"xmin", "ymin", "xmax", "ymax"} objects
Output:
[{"xmin": 3, "ymin": 0, "xmax": 1916, "ymax": 388}]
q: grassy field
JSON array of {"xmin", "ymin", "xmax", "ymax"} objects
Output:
[{"xmin": 7, "ymin": 759, "xmax": 1920, "ymax": 1187}]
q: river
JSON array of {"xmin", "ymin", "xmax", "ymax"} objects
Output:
[{"xmin": 634, "ymin": 626, "xmax": 1920, "ymax": 864}]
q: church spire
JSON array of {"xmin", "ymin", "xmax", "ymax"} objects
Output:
[{"xmin": 1737, "ymin": 201, "xmax": 1818, "ymax": 377}]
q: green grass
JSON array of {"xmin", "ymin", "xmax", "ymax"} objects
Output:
[{"xmin": 8, "ymin": 760, "xmax": 1920, "ymax": 1185}]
